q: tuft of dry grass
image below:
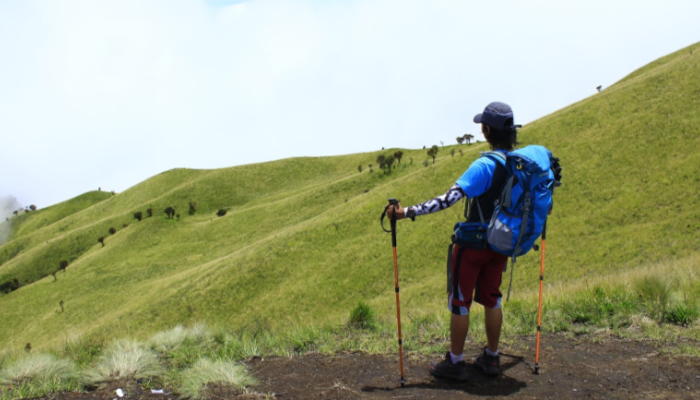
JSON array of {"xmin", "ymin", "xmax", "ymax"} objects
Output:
[
  {"xmin": 0, "ymin": 353, "xmax": 76, "ymax": 385},
  {"xmin": 178, "ymin": 358, "xmax": 257, "ymax": 399},
  {"xmin": 82, "ymin": 340, "xmax": 164, "ymax": 384}
]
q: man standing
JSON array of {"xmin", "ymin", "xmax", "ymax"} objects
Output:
[{"xmin": 388, "ymin": 102, "xmax": 519, "ymax": 380}]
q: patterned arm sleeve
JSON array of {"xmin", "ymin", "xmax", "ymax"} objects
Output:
[{"xmin": 405, "ymin": 184, "xmax": 465, "ymax": 219}]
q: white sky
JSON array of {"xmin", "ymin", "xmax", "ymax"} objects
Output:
[{"xmin": 1, "ymin": 0, "xmax": 698, "ymax": 210}]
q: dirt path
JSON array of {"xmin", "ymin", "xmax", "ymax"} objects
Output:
[
  {"xmin": 243, "ymin": 334, "xmax": 700, "ymax": 400},
  {"xmin": 31, "ymin": 334, "xmax": 700, "ymax": 400}
]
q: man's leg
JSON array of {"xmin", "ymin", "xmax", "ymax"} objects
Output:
[
  {"xmin": 450, "ymin": 314, "xmax": 469, "ymax": 356},
  {"xmin": 484, "ymin": 306, "xmax": 502, "ymax": 352}
]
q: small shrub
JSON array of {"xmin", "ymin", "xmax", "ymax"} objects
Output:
[
  {"xmin": 59, "ymin": 300, "xmax": 64, "ymax": 312},
  {"xmin": 146, "ymin": 208, "xmax": 153, "ymax": 218},
  {"xmin": 348, "ymin": 301, "xmax": 376, "ymax": 330},
  {"xmin": 59, "ymin": 260, "xmax": 68, "ymax": 272},
  {"xmin": 459, "ymin": 149, "xmax": 463, "ymax": 156},
  {"xmin": 665, "ymin": 304, "xmax": 699, "ymax": 326},
  {"xmin": 0, "ymin": 280, "xmax": 20, "ymax": 294},
  {"xmin": 133, "ymin": 211, "xmax": 143, "ymax": 221},
  {"xmin": 423, "ymin": 160, "xmax": 429, "ymax": 167},
  {"xmin": 108, "ymin": 227, "xmax": 116, "ymax": 235},
  {"xmin": 122, "ymin": 224, "xmax": 129, "ymax": 228},
  {"xmin": 164, "ymin": 207, "xmax": 176, "ymax": 219},
  {"xmin": 189, "ymin": 202, "xmax": 197, "ymax": 215},
  {"xmin": 216, "ymin": 209, "xmax": 227, "ymax": 217},
  {"xmin": 176, "ymin": 214, "xmax": 180, "ymax": 221},
  {"xmin": 29, "ymin": 205, "xmax": 37, "ymax": 211},
  {"xmin": 450, "ymin": 148, "xmax": 455, "ymax": 157},
  {"xmin": 357, "ymin": 165, "xmax": 363, "ymax": 173},
  {"xmin": 98, "ymin": 237, "xmax": 105, "ymax": 247}
]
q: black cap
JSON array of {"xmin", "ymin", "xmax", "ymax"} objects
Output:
[{"xmin": 473, "ymin": 102, "xmax": 514, "ymax": 130}]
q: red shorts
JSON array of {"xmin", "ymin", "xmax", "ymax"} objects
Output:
[{"xmin": 448, "ymin": 246, "xmax": 507, "ymax": 315}]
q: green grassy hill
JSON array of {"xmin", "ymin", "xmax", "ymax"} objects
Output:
[{"xmin": 1, "ymin": 41, "xmax": 699, "ymax": 351}]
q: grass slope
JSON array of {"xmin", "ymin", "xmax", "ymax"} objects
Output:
[{"xmin": 0, "ymin": 42, "xmax": 699, "ymax": 351}]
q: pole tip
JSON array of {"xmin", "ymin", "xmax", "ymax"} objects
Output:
[
  {"xmin": 534, "ymin": 364, "xmax": 540, "ymax": 375},
  {"xmin": 400, "ymin": 378, "xmax": 406, "ymax": 387}
]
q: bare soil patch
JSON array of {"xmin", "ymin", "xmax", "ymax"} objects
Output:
[{"xmin": 28, "ymin": 334, "xmax": 700, "ymax": 400}]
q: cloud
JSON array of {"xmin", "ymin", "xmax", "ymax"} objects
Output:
[{"xmin": 0, "ymin": 196, "xmax": 22, "ymax": 245}]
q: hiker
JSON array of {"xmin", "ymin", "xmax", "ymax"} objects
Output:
[{"xmin": 387, "ymin": 101, "xmax": 519, "ymax": 381}]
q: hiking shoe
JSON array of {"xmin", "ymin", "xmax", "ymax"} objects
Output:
[
  {"xmin": 428, "ymin": 352, "xmax": 468, "ymax": 381},
  {"xmin": 475, "ymin": 348, "xmax": 500, "ymax": 376}
]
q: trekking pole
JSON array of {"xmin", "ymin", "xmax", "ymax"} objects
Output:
[
  {"xmin": 381, "ymin": 198, "xmax": 406, "ymax": 387},
  {"xmin": 534, "ymin": 220, "xmax": 547, "ymax": 375}
]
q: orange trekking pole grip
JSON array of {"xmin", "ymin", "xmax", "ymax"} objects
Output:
[
  {"xmin": 535, "ymin": 220, "xmax": 547, "ymax": 375},
  {"xmin": 386, "ymin": 198, "xmax": 406, "ymax": 387}
]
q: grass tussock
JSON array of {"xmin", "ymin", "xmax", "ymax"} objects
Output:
[
  {"xmin": 0, "ymin": 353, "xmax": 79, "ymax": 400},
  {"xmin": 149, "ymin": 324, "xmax": 212, "ymax": 353},
  {"xmin": 348, "ymin": 302, "xmax": 377, "ymax": 330},
  {"xmin": 82, "ymin": 340, "xmax": 164, "ymax": 384},
  {"xmin": 178, "ymin": 358, "xmax": 257, "ymax": 399},
  {"xmin": 0, "ymin": 353, "xmax": 76, "ymax": 385}
]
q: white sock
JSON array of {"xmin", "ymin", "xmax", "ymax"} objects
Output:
[
  {"xmin": 450, "ymin": 352, "xmax": 464, "ymax": 364},
  {"xmin": 485, "ymin": 347, "xmax": 499, "ymax": 357}
]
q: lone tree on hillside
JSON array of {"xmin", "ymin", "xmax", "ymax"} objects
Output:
[
  {"xmin": 456, "ymin": 136, "xmax": 464, "ymax": 145},
  {"xmin": 98, "ymin": 237, "xmax": 105, "ymax": 247},
  {"xmin": 376, "ymin": 155, "xmax": 386, "ymax": 173},
  {"xmin": 29, "ymin": 205, "xmax": 37, "ymax": 211},
  {"xmin": 427, "ymin": 145, "xmax": 439, "ymax": 164},
  {"xmin": 133, "ymin": 211, "xmax": 143, "ymax": 221},
  {"xmin": 381, "ymin": 154, "xmax": 395, "ymax": 172},
  {"xmin": 217, "ymin": 209, "xmax": 227, "ymax": 217},
  {"xmin": 393, "ymin": 150, "xmax": 404, "ymax": 165},
  {"xmin": 59, "ymin": 260, "xmax": 68, "ymax": 272},
  {"xmin": 108, "ymin": 227, "xmax": 116, "ymax": 235},
  {"xmin": 464, "ymin": 134, "xmax": 474, "ymax": 145},
  {"xmin": 146, "ymin": 208, "xmax": 153, "ymax": 218},
  {"xmin": 164, "ymin": 207, "xmax": 176, "ymax": 219},
  {"xmin": 357, "ymin": 165, "xmax": 363, "ymax": 173}
]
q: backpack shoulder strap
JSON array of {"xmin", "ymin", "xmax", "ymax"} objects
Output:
[
  {"xmin": 463, "ymin": 151, "xmax": 507, "ymax": 221},
  {"xmin": 479, "ymin": 151, "xmax": 507, "ymax": 165}
]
